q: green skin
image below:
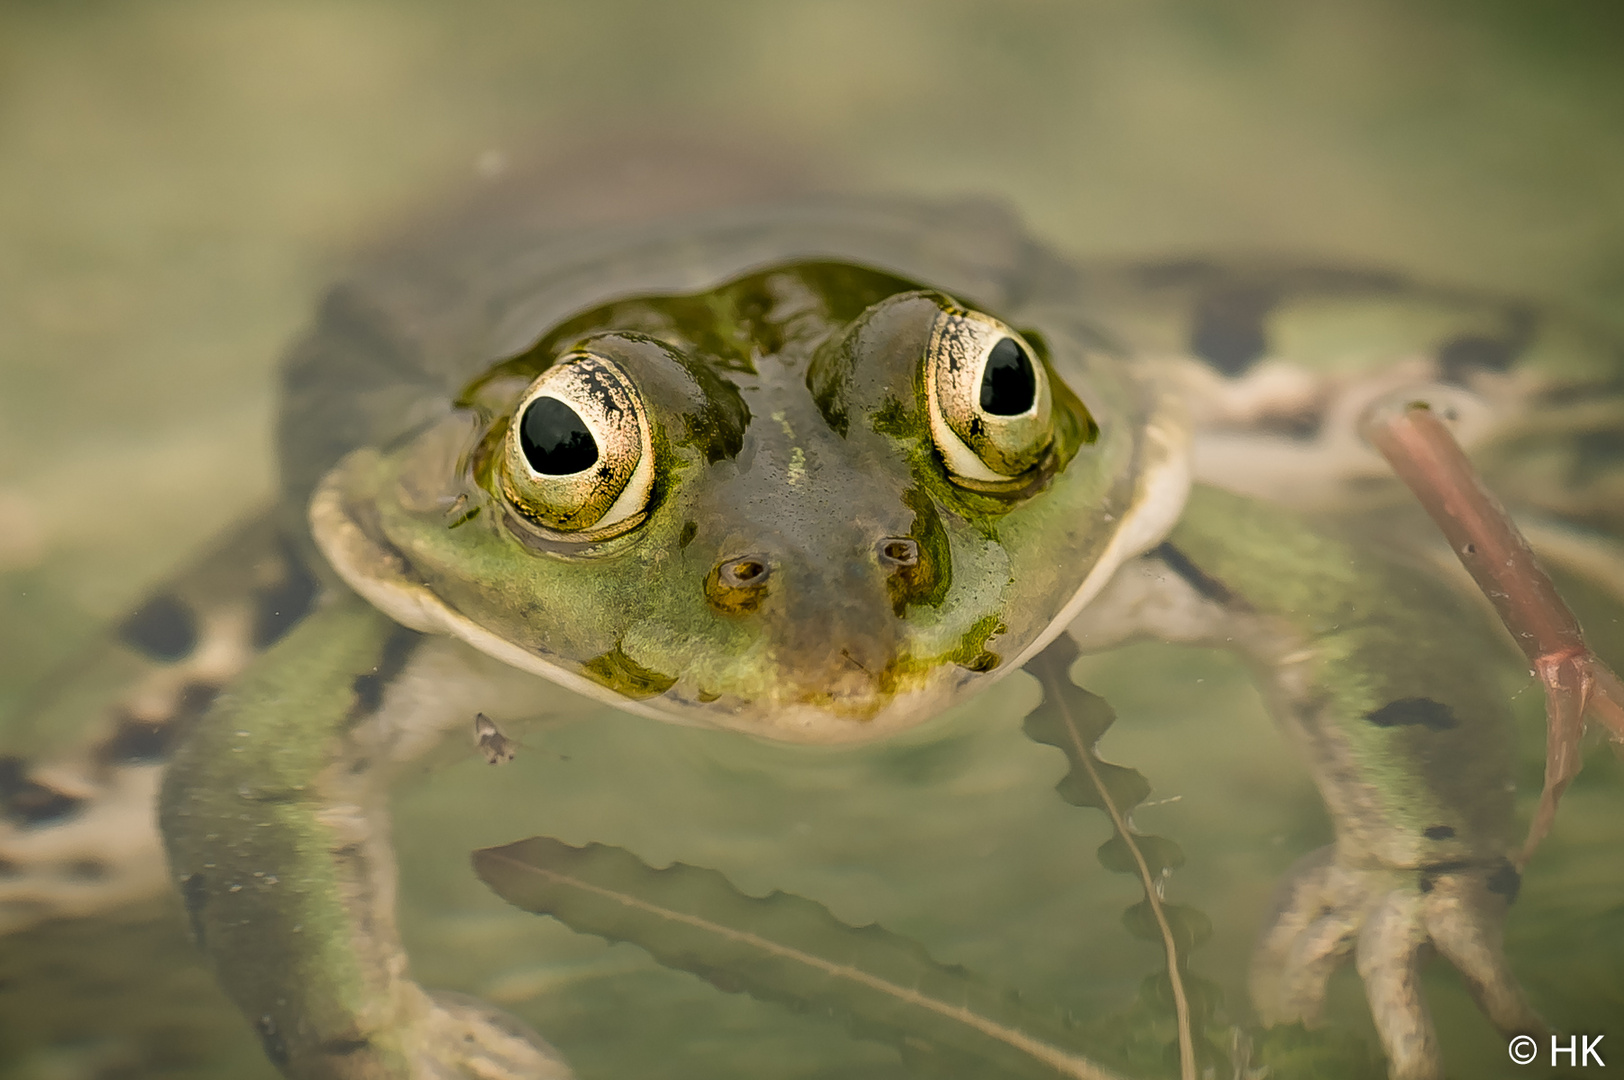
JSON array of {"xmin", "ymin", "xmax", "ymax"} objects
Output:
[
  {"xmin": 306, "ymin": 266, "xmax": 1148, "ymax": 741},
  {"xmin": 152, "ymin": 258, "xmax": 1552, "ymax": 1080}
]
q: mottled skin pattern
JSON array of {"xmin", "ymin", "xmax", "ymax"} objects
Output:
[
  {"xmin": 4, "ymin": 193, "xmax": 1623, "ymax": 1080},
  {"xmin": 1073, "ymin": 487, "xmax": 1538, "ymax": 1076}
]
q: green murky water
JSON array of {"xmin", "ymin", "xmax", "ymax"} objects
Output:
[{"xmin": 2, "ymin": 3, "xmax": 1622, "ymax": 1077}]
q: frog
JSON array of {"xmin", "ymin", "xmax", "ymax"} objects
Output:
[{"xmin": 3, "ymin": 181, "xmax": 1622, "ymax": 1080}]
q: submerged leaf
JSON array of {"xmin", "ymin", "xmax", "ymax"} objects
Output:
[
  {"xmin": 1121, "ymin": 900, "xmax": 1211, "ymax": 952},
  {"xmin": 475, "ymin": 836, "xmax": 1129, "ymax": 1080},
  {"xmin": 1023, "ymin": 635, "xmax": 1219, "ymax": 1080},
  {"xmin": 1096, "ymin": 834, "xmax": 1183, "ymax": 879}
]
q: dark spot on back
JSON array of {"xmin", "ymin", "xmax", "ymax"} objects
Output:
[
  {"xmin": 350, "ymin": 675, "xmax": 385, "ymax": 717},
  {"xmin": 174, "ymin": 681, "xmax": 221, "ymax": 724},
  {"xmin": 1571, "ymin": 427, "xmax": 1624, "ymax": 486},
  {"xmin": 1365, "ymin": 697, "xmax": 1458, "ymax": 731},
  {"xmin": 347, "ymin": 626, "xmax": 423, "ymax": 721},
  {"xmin": 257, "ymin": 1014, "xmax": 289, "ymax": 1068},
  {"xmin": 1251, "ymin": 410, "xmax": 1325, "ymax": 441},
  {"xmin": 1423, "ymin": 825, "xmax": 1456, "ymax": 840},
  {"xmin": 1540, "ymin": 372, "xmax": 1624, "ymax": 408},
  {"xmin": 253, "ymin": 541, "xmax": 322, "ymax": 648},
  {"xmin": 1150, "ymin": 543, "xmax": 1239, "ymax": 607},
  {"xmin": 117, "ymin": 594, "xmax": 198, "ymax": 662},
  {"xmin": 100, "ymin": 716, "xmax": 174, "ymax": 765},
  {"xmin": 99, "ymin": 683, "xmax": 220, "ymax": 766},
  {"xmin": 182, "ymin": 872, "xmax": 208, "ymax": 947},
  {"xmin": 322, "ymin": 1037, "xmax": 372, "ymax": 1056},
  {"xmin": 1436, "ymin": 309, "xmax": 1534, "ymax": 384},
  {"xmin": 1417, "ymin": 874, "xmax": 1434, "ymax": 893},
  {"xmin": 1486, "ymin": 860, "xmax": 1522, "ymax": 904},
  {"xmin": 1190, "ymin": 286, "xmax": 1277, "ymax": 375},
  {"xmin": 65, "ymin": 859, "xmax": 108, "ymax": 880},
  {"xmin": 678, "ymin": 521, "xmax": 698, "ymax": 549},
  {"xmin": 0, "ymin": 757, "xmax": 86, "ymax": 827},
  {"xmin": 1437, "ymin": 336, "xmax": 1515, "ymax": 381},
  {"xmin": 103, "ymin": 682, "xmax": 218, "ymax": 765},
  {"xmin": 0, "ymin": 857, "xmax": 18, "ymax": 877}
]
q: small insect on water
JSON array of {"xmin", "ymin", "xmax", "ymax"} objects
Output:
[{"xmin": 474, "ymin": 713, "xmax": 517, "ymax": 765}]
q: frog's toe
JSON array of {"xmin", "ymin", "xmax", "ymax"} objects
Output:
[
  {"xmin": 1273, "ymin": 907, "xmax": 1359, "ymax": 1024},
  {"xmin": 1419, "ymin": 870, "xmax": 1544, "ymax": 1037},
  {"xmin": 1249, "ymin": 846, "xmax": 1361, "ymax": 1027},
  {"xmin": 1355, "ymin": 869, "xmax": 1544, "ymax": 1080},
  {"xmin": 1354, "ymin": 887, "xmax": 1439, "ymax": 1080}
]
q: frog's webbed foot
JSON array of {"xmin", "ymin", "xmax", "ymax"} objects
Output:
[{"xmin": 1251, "ymin": 846, "xmax": 1543, "ymax": 1080}]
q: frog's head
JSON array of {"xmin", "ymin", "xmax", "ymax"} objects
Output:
[{"xmin": 311, "ymin": 262, "xmax": 1186, "ymax": 744}]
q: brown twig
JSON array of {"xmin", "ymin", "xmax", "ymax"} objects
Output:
[{"xmin": 1363, "ymin": 400, "xmax": 1624, "ymax": 863}]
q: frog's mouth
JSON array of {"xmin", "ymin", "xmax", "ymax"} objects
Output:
[
  {"xmin": 308, "ymin": 455, "xmax": 966, "ymax": 741},
  {"xmin": 309, "ymin": 474, "xmax": 976, "ymax": 741},
  {"xmin": 306, "ymin": 470, "xmax": 989, "ymax": 742}
]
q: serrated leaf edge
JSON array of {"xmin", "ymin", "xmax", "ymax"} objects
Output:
[
  {"xmin": 476, "ymin": 846, "xmax": 1127, "ymax": 1080},
  {"xmin": 1028, "ymin": 641, "xmax": 1198, "ymax": 1080}
]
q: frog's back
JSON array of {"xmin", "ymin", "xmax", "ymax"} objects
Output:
[{"xmin": 276, "ymin": 191, "xmax": 1082, "ymax": 515}]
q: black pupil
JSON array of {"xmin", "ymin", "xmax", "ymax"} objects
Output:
[
  {"xmin": 519, "ymin": 396, "xmax": 599, "ymax": 475},
  {"xmin": 980, "ymin": 337, "xmax": 1037, "ymax": 416}
]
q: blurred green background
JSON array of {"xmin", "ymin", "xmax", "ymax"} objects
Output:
[{"xmin": 2, "ymin": 2, "xmax": 1622, "ymax": 1078}]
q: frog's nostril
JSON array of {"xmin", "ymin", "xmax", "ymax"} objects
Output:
[
  {"xmin": 708, "ymin": 555, "xmax": 771, "ymax": 615},
  {"xmin": 877, "ymin": 538, "xmax": 920, "ymax": 568},
  {"xmin": 719, "ymin": 557, "xmax": 770, "ymax": 588}
]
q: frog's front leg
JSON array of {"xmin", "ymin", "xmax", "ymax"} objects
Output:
[
  {"xmin": 159, "ymin": 594, "xmax": 574, "ymax": 1080},
  {"xmin": 1071, "ymin": 485, "xmax": 1543, "ymax": 1080}
]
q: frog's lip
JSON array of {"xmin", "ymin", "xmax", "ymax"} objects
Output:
[{"xmin": 655, "ymin": 683, "xmax": 980, "ymax": 744}]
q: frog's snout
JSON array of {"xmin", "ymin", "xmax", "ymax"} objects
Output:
[{"xmin": 696, "ymin": 535, "xmax": 918, "ymax": 720}]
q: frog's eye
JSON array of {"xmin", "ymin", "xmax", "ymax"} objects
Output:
[
  {"xmin": 924, "ymin": 308, "xmax": 1053, "ymax": 486},
  {"xmin": 499, "ymin": 353, "xmax": 655, "ymax": 537}
]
